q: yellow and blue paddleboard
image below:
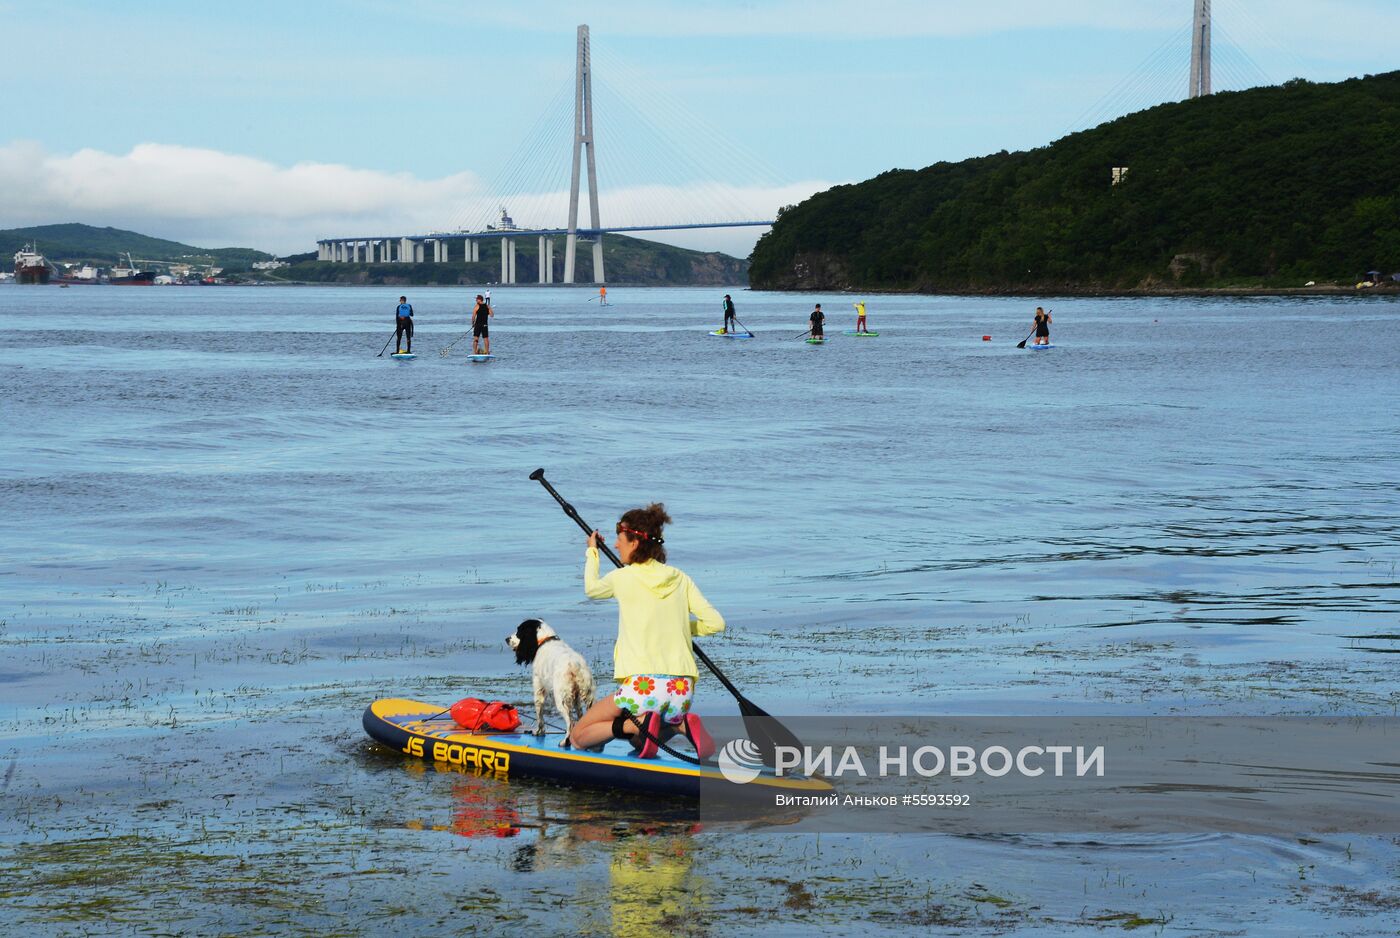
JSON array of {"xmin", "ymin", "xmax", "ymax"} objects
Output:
[{"xmin": 363, "ymin": 698, "xmax": 832, "ymax": 798}]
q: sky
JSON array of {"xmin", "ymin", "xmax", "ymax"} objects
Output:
[{"xmin": 3, "ymin": 0, "xmax": 1397, "ymax": 257}]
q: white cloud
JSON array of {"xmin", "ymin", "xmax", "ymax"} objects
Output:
[{"xmin": 0, "ymin": 141, "xmax": 827, "ymax": 257}]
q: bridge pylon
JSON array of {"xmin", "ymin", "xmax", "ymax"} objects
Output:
[
  {"xmin": 564, "ymin": 24, "xmax": 605, "ymax": 284},
  {"xmin": 1189, "ymin": 0, "xmax": 1211, "ymax": 98}
]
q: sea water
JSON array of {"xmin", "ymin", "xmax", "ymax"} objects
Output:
[{"xmin": 1, "ymin": 285, "xmax": 1397, "ymax": 934}]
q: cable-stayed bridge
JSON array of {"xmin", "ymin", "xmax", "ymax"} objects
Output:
[
  {"xmin": 319, "ymin": 5, "xmax": 1288, "ymax": 284},
  {"xmin": 317, "ymin": 24, "xmax": 779, "ymax": 285}
]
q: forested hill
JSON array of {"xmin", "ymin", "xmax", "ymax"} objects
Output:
[
  {"xmin": 0, "ymin": 223, "xmax": 271, "ymax": 269},
  {"xmin": 749, "ymin": 71, "xmax": 1400, "ymax": 292}
]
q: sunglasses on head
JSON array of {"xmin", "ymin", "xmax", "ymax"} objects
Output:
[{"xmin": 616, "ymin": 523, "xmax": 662, "ymax": 544}]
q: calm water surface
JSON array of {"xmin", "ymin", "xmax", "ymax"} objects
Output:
[{"xmin": 2, "ymin": 285, "xmax": 1397, "ymax": 934}]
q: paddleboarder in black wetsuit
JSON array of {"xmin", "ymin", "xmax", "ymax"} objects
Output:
[
  {"xmin": 1033, "ymin": 306, "xmax": 1051, "ymax": 346},
  {"xmin": 471, "ymin": 294, "xmax": 493, "ymax": 355},
  {"xmin": 809, "ymin": 304, "xmax": 825, "ymax": 339},
  {"xmin": 394, "ymin": 296, "xmax": 413, "ymax": 353},
  {"xmin": 722, "ymin": 294, "xmax": 737, "ymax": 334}
]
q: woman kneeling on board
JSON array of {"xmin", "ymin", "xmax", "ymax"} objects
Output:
[
  {"xmin": 1033, "ymin": 306, "xmax": 1052, "ymax": 346},
  {"xmin": 569, "ymin": 504, "xmax": 723, "ymax": 759}
]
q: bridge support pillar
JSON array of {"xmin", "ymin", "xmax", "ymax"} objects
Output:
[
  {"xmin": 501, "ymin": 237, "xmax": 508, "ymax": 282},
  {"xmin": 509, "ymin": 239, "xmax": 517, "ymax": 284},
  {"xmin": 472, "ymin": 240, "xmax": 480, "ymax": 262},
  {"xmin": 545, "ymin": 238, "xmax": 554, "ymax": 283},
  {"xmin": 1190, "ymin": 0, "xmax": 1211, "ymax": 98},
  {"xmin": 538, "ymin": 236, "xmax": 546, "ymax": 283},
  {"xmin": 564, "ymin": 234, "xmax": 577, "ymax": 283},
  {"xmin": 414, "ymin": 241, "xmax": 424, "ymax": 263},
  {"xmin": 592, "ymin": 236, "xmax": 604, "ymax": 284}
]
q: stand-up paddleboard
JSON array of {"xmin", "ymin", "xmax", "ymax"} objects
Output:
[
  {"xmin": 843, "ymin": 331, "xmax": 879, "ymax": 337},
  {"xmin": 363, "ymin": 698, "xmax": 833, "ymax": 799},
  {"xmin": 468, "ymin": 354, "xmax": 495, "ymax": 362},
  {"xmin": 1028, "ymin": 344, "xmax": 1055, "ymax": 350},
  {"xmin": 708, "ymin": 330, "xmax": 754, "ymax": 339},
  {"xmin": 390, "ymin": 352, "xmax": 416, "ymax": 360},
  {"xmin": 806, "ymin": 337, "xmax": 826, "ymax": 345}
]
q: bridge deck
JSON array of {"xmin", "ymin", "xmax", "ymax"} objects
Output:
[{"xmin": 319, "ymin": 221, "xmax": 773, "ymax": 244}]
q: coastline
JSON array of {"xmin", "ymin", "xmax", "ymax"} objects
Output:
[{"xmin": 751, "ymin": 283, "xmax": 1400, "ymax": 298}]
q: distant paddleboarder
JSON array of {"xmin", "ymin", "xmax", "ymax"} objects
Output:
[
  {"xmin": 854, "ymin": 300, "xmax": 868, "ymax": 334},
  {"xmin": 721, "ymin": 294, "xmax": 737, "ymax": 334},
  {"xmin": 394, "ymin": 295, "xmax": 414, "ymax": 354},
  {"xmin": 809, "ymin": 304, "xmax": 825, "ymax": 340},
  {"xmin": 1033, "ymin": 306, "xmax": 1052, "ymax": 346},
  {"xmin": 599, "ymin": 285, "xmax": 608, "ymax": 306},
  {"xmin": 471, "ymin": 294, "xmax": 493, "ymax": 355}
]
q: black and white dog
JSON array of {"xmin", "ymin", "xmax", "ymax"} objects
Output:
[{"xmin": 505, "ymin": 619, "xmax": 596, "ymax": 746}]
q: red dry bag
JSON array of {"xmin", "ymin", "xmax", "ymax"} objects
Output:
[{"xmin": 449, "ymin": 698, "xmax": 521, "ymax": 732}]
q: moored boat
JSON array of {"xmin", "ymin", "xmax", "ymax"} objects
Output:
[
  {"xmin": 13, "ymin": 244, "xmax": 51, "ymax": 284},
  {"xmin": 107, "ymin": 253, "xmax": 155, "ymax": 285},
  {"xmin": 54, "ymin": 264, "xmax": 101, "ymax": 285}
]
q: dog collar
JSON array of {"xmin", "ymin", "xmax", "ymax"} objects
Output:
[{"xmin": 537, "ymin": 636, "xmax": 557, "ymax": 647}]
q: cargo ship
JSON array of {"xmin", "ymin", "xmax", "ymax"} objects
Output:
[
  {"xmin": 54, "ymin": 264, "xmax": 101, "ymax": 285},
  {"xmin": 107, "ymin": 252, "xmax": 155, "ymax": 286},
  {"xmin": 13, "ymin": 244, "xmax": 51, "ymax": 284}
]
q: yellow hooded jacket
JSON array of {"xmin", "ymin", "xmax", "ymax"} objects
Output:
[{"xmin": 585, "ymin": 547, "xmax": 725, "ymax": 679}]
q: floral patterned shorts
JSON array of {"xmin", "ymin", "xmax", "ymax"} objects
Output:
[{"xmin": 613, "ymin": 674, "xmax": 694, "ymax": 726}]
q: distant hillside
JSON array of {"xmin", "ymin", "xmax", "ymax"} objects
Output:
[
  {"xmin": 749, "ymin": 71, "xmax": 1400, "ymax": 292},
  {"xmin": 266, "ymin": 233, "xmax": 747, "ymax": 286},
  {"xmin": 0, "ymin": 224, "xmax": 272, "ymax": 271}
]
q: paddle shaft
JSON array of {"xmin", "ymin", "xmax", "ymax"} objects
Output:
[
  {"xmin": 376, "ymin": 332, "xmax": 395, "ymax": 357},
  {"xmin": 732, "ymin": 317, "xmax": 755, "ymax": 336},
  {"xmin": 441, "ymin": 331, "xmax": 472, "ymax": 354}
]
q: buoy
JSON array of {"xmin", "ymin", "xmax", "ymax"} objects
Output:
[{"xmin": 982, "ymin": 335, "xmax": 991, "ymax": 341}]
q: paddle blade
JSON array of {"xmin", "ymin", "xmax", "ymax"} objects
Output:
[
  {"xmin": 740, "ymin": 711, "xmax": 809, "ymax": 771},
  {"xmin": 1016, "ymin": 339, "xmax": 1028, "ymax": 349}
]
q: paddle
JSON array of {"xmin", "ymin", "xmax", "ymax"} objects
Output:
[
  {"xmin": 376, "ymin": 332, "xmax": 395, "ymax": 357},
  {"xmin": 732, "ymin": 317, "xmax": 755, "ymax": 337},
  {"xmin": 792, "ymin": 328, "xmax": 813, "ymax": 340},
  {"xmin": 439, "ymin": 331, "xmax": 472, "ymax": 357},
  {"xmin": 528, "ymin": 468, "xmax": 806, "ymax": 767}
]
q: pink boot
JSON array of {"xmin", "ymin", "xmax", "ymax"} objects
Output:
[
  {"xmin": 681, "ymin": 713, "xmax": 715, "ymax": 760},
  {"xmin": 635, "ymin": 711, "xmax": 663, "ymax": 759}
]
